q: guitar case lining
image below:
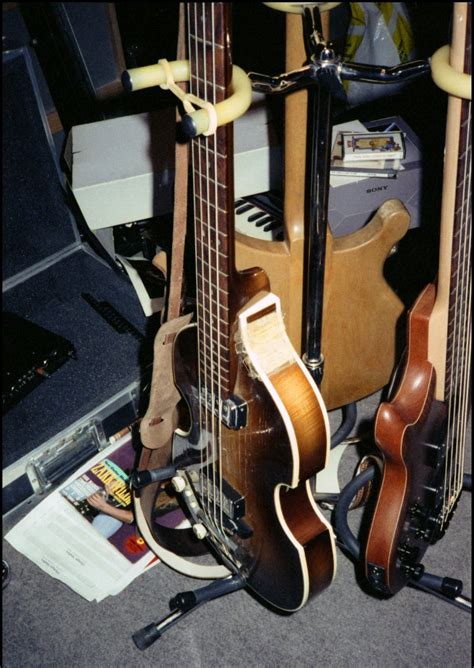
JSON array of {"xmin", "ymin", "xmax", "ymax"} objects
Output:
[{"xmin": 2, "ymin": 46, "xmax": 148, "ymax": 511}]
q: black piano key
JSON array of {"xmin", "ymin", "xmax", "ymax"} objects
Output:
[
  {"xmin": 235, "ymin": 203, "xmax": 254, "ymax": 215},
  {"xmin": 248, "ymin": 211, "xmax": 269, "ymax": 222},
  {"xmin": 255, "ymin": 216, "xmax": 274, "ymax": 227},
  {"xmin": 263, "ymin": 221, "xmax": 282, "ymax": 232}
]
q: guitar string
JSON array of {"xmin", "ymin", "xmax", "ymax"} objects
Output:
[
  {"xmin": 201, "ymin": 4, "xmax": 215, "ymax": 523},
  {"xmin": 443, "ymin": 98, "xmax": 471, "ymax": 524},
  {"xmin": 444, "ymin": 110, "xmax": 460, "ymax": 517},
  {"xmin": 457, "ymin": 6, "xmax": 473, "ymax": 502},
  {"xmin": 453, "ymin": 102, "xmax": 471, "ymax": 505},
  {"xmin": 452, "ymin": 100, "xmax": 471, "ymax": 514},
  {"xmin": 208, "ymin": 3, "xmax": 221, "ymax": 534},
  {"xmin": 189, "ymin": 3, "xmax": 209, "ymax": 517},
  {"xmin": 210, "ymin": 4, "xmax": 226, "ymax": 538},
  {"xmin": 459, "ymin": 107, "xmax": 472, "ymax": 495},
  {"xmin": 202, "ymin": 3, "xmax": 220, "ymax": 532},
  {"xmin": 443, "ymin": 105, "xmax": 461, "ymax": 521},
  {"xmin": 450, "ymin": 101, "xmax": 468, "ymax": 503}
]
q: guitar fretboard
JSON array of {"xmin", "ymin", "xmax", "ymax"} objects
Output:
[
  {"xmin": 441, "ymin": 2, "xmax": 471, "ymax": 520},
  {"xmin": 188, "ymin": 3, "xmax": 235, "ymax": 398}
]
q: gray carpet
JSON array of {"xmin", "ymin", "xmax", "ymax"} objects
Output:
[{"xmin": 2, "ymin": 394, "xmax": 471, "ymax": 667}]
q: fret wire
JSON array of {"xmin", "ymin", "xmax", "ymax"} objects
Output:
[
  {"xmin": 195, "ymin": 187, "xmax": 229, "ymax": 202},
  {"xmin": 197, "ymin": 301, "xmax": 230, "ymax": 318},
  {"xmin": 196, "ymin": 220, "xmax": 230, "ymax": 237},
  {"xmin": 188, "ymin": 34, "xmax": 225, "ymax": 49},
  {"xmin": 194, "ymin": 144, "xmax": 228, "ymax": 161},
  {"xmin": 198, "ymin": 340, "xmax": 231, "ymax": 355},
  {"xmin": 197, "ymin": 275, "xmax": 231, "ymax": 293},
  {"xmin": 197, "ymin": 254, "xmax": 229, "ymax": 268},
  {"xmin": 190, "ymin": 74, "xmax": 226, "ymax": 92},
  {"xmin": 197, "ymin": 299, "xmax": 230, "ymax": 312}
]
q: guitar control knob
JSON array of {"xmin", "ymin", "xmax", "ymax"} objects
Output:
[
  {"xmin": 408, "ymin": 503, "xmax": 426, "ymax": 520},
  {"xmin": 423, "ymin": 441, "xmax": 443, "ymax": 468},
  {"xmin": 415, "ymin": 526, "xmax": 432, "ymax": 541},
  {"xmin": 171, "ymin": 476, "xmax": 186, "ymax": 493},
  {"xmin": 402, "ymin": 562, "xmax": 425, "ymax": 581},
  {"xmin": 192, "ymin": 523, "xmax": 208, "ymax": 540},
  {"xmin": 397, "ymin": 542, "xmax": 419, "ymax": 562}
]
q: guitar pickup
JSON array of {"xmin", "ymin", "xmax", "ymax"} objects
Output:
[
  {"xmin": 199, "ymin": 472, "xmax": 245, "ymax": 522},
  {"xmin": 194, "ymin": 388, "xmax": 247, "ymax": 430}
]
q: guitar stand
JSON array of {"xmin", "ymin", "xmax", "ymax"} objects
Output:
[
  {"xmin": 333, "ymin": 464, "xmax": 472, "ymax": 613},
  {"xmin": 132, "ymin": 574, "xmax": 246, "ymax": 650},
  {"xmin": 249, "ymin": 5, "xmax": 431, "ymax": 388}
]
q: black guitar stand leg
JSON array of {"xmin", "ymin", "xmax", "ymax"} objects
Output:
[
  {"xmin": 333, "ymin": 464, "xmax": 472, "ymax": 613},
  {"xmin": 132, "ymin": 574, "xmax": 246, "ymax": 649}
]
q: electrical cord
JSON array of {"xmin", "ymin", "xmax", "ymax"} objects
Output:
[{"xmin": 330, "ymin": 402, "xmax": 357, "ymax": 449}]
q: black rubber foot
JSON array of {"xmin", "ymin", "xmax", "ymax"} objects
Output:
[{"xmin": 132, "ymin": 623, "xmax": 161, "ymax": 650}]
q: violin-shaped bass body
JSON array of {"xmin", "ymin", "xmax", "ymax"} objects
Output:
[{"xmin": 172, "ymin": 291, "xmax": 335, "ymax": 611}]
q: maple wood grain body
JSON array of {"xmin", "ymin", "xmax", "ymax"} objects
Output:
[{"xmin": 173, "ymin": 317, "xmax": 334, "ymax": 610}]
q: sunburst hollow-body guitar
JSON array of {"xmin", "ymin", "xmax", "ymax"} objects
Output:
[{"xmin": 168, "ymin": 2, "xmax": 335, "ymax": 611}]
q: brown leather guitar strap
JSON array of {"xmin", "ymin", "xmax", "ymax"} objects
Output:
[
  {"xmin": 164, "ymin": 2, "xmax": 188, "ymax": 324},
  {"xmin": 139, "ymin": 2, "xmax": 190, "ymax": 457}
]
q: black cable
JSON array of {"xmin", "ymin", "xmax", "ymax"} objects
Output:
[
  {"xmin": 463, "ymin": 473, "xmax": 472, "ymax": 491},
  {"xmin": 331, "ymin": 402, "xmax": 357, "ymax": 449},
  {"xmin": 333, "ymin": 465, "xmax": 374, "ymax": 560}
]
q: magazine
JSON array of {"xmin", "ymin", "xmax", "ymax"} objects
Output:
[{"xmin": 5, "ymin": 433, "xmax": 159, "ymax": 602}]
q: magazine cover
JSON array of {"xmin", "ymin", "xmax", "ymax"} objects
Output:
[
  {"xmin": 6, "ymin": 433, "xmax": 159, "ymax": 602},
  {"xmin": 60, "ymin": 439, "xmax": 148, "ymax": 564}
]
